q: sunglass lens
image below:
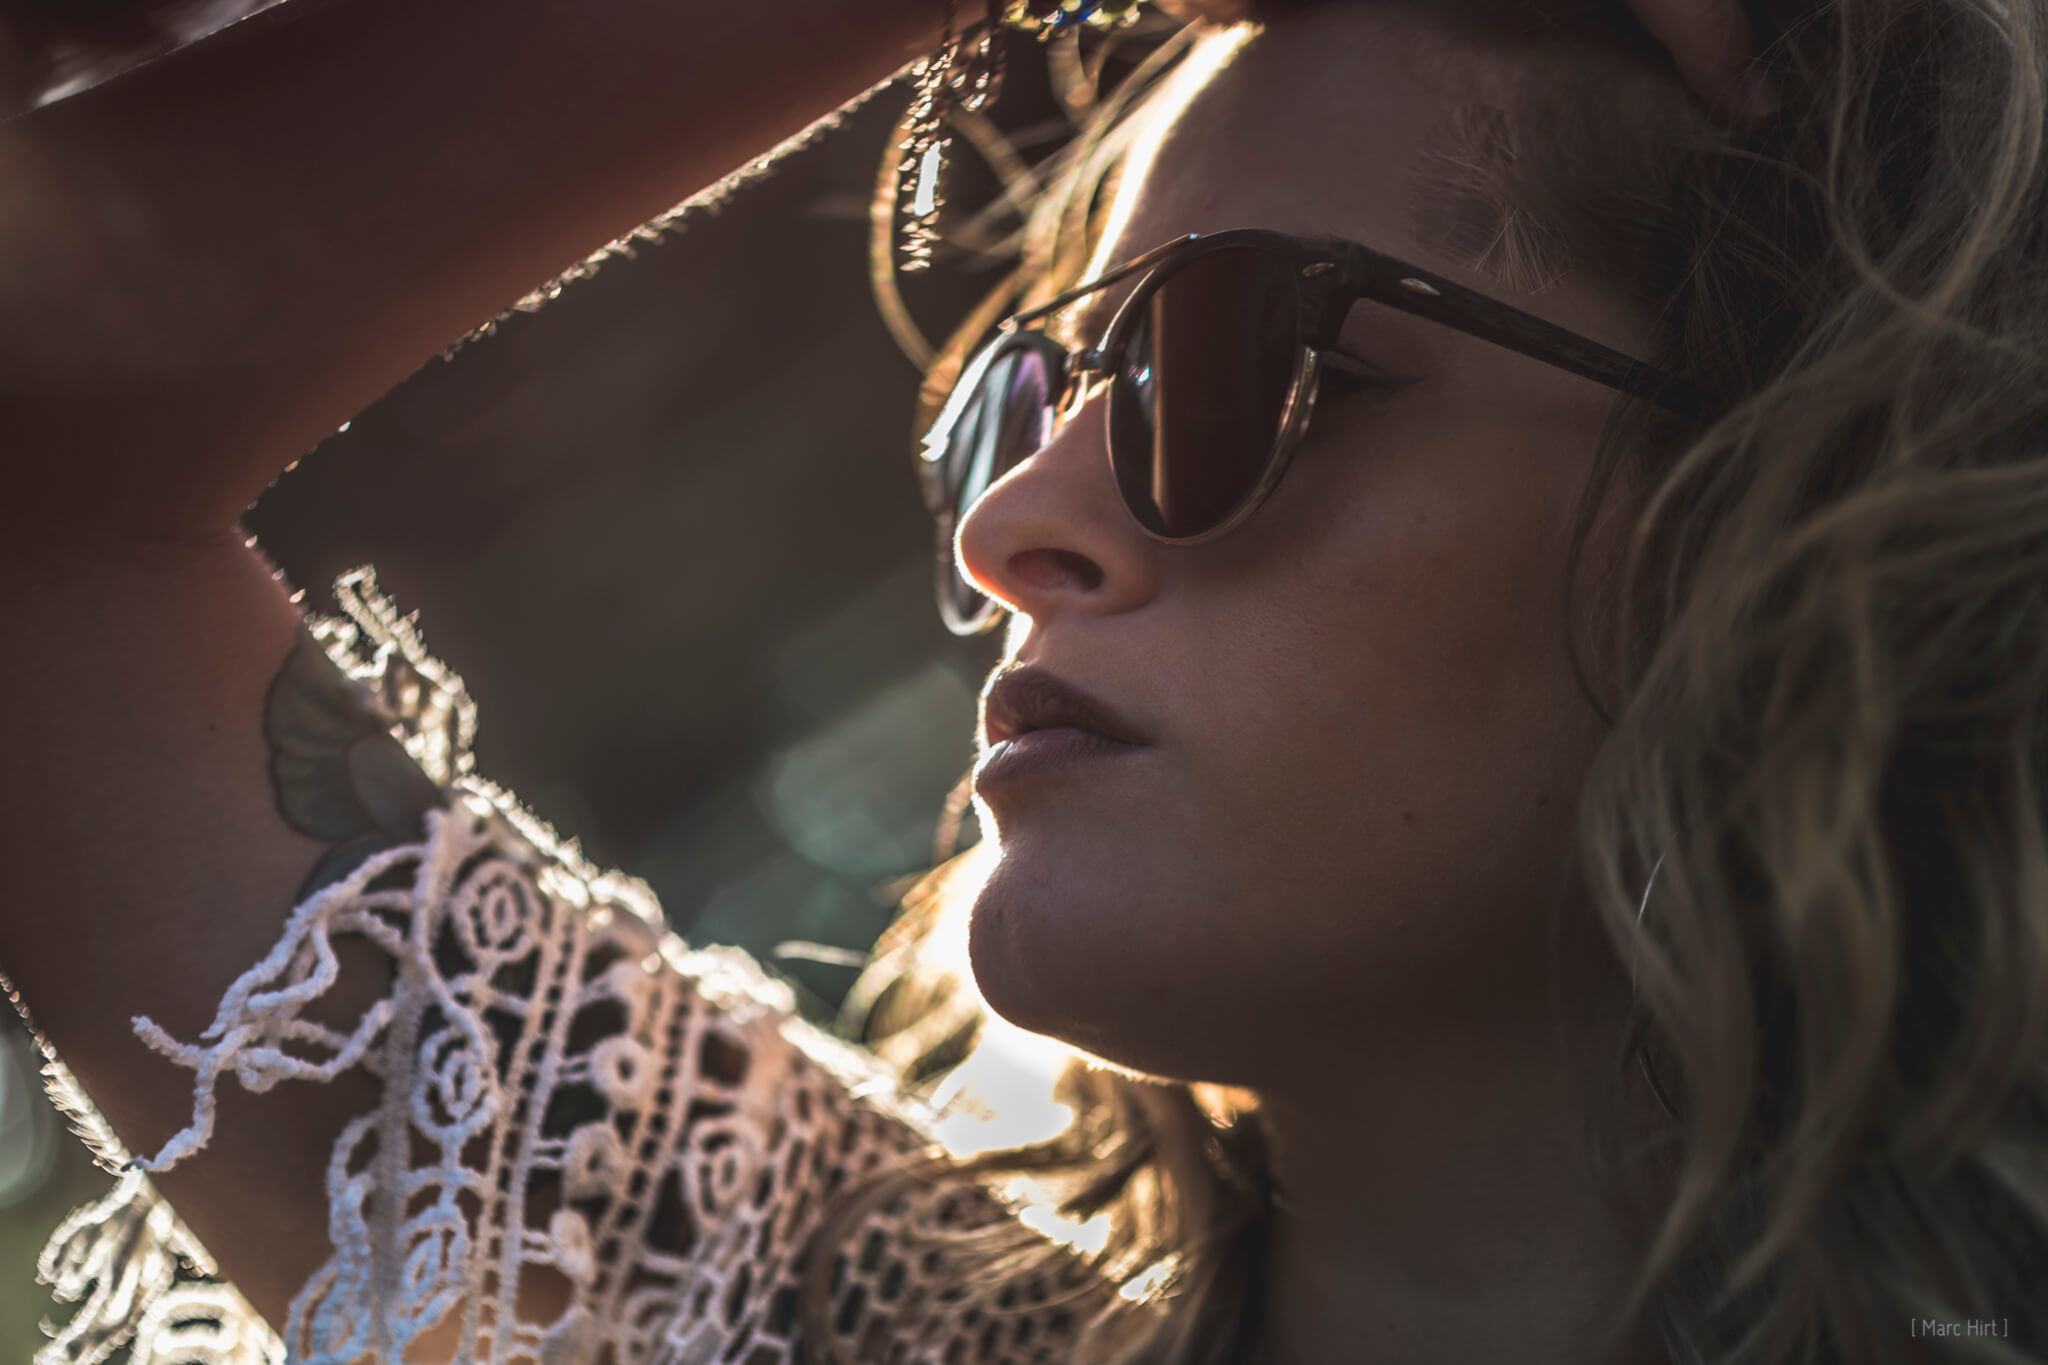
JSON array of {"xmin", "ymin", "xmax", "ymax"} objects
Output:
[
  {"xmin": 924, "ymin": 341, "xmax": 1060, "ymax": 633},
  {"xmin": 950, "ymin": 347, "xmax": 1058, "ymax": 520},
  {"xmin": 1108, "ymin": 246, "xmax": 1303, "ymax": 540}
]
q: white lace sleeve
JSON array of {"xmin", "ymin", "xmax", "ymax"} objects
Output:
[{"xmin": 23, "ymin": 569, "xmax": 1108, "ymax": 1365}]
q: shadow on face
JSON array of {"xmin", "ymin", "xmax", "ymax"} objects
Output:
[{"xmin": 956, "ymin": 5, "xmax": 1681, "ymax": 1090}]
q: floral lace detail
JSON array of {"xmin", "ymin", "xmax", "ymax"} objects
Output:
[
  {"xmin": 23, "ymin": 1056, "xmax": 279, "ymax": 1365},
  {"xmin": 25, "ymin": 569, "xmax": 1108, "ymax": 1365}
]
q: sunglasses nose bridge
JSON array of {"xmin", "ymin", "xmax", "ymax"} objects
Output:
[{"xmin": 1054, "ymin": 363, "xmax": 1111, "ymax": 426}]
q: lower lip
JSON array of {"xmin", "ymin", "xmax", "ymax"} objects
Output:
[{"xmin": 974, "ymin": 727, "xmax": 1142, "ymax": 791}]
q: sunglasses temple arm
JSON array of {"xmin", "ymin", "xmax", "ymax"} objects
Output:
[
  {"xmin": 1364, "ymin": 264, "xmax": 1717, "ymax": 422},
  {"xmin": 1009, "ymin": 234, "xmax": 1201, "ymax": 330}
]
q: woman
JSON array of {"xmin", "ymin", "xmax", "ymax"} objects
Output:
[{"xmin": 0, "ymin": 0, "xmax": 2041, "ymax": 1360}]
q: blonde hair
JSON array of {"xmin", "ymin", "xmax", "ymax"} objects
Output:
[{"xmin": 807, "ymin": 2, "xmax": 2048, "ymax": 1360}]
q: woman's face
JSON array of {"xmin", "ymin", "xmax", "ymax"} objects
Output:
[{"xmin": 955, "ymin": 7, "xmax": 1652, "ymax": 1087}]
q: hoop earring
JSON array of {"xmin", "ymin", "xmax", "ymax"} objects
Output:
[{"xmin": 1632, "ymin": 853, "xmax": 1683, "ymax": 1122}]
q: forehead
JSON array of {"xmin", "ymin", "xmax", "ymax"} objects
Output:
[{"xmin": 1095, "ymin": 8, "xmax": 1487, "ymax": 275}]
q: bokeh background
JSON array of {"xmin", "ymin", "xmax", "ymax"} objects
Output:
[{"xmin": 0, "ymin": 23, "xmax": 1122, "ymax": 1353}]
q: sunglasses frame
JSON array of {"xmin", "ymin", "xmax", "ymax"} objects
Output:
[{"xmin": 920, "ymin": 227, "xmax": 1716, "ymax": 635}]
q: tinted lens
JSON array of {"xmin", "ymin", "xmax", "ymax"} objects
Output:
[
  {"xmin": 921, "ymin": 340, "xmax": 1060, "ymax": 632},
  {"xmin": 1108, "ymin": 246, "xmax": 1303, "ymax": 540},
  {"xmin": 947, "ymin": 346, "xmax": 1058, "ymax": 519}
]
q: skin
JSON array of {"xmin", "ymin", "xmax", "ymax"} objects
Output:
[
  {"xmin": 0, "ymin": 0, "xmax": 1751, "ymax": 1356},
  {"xmin": 1618, "ymin": 0, "xmax": 1776, "ymax": 117},
  {"xmin": 1167, "ymin": 0, "xmax": 1776, "ymax": 118},
  {"xmin": 958, "ymin": 11, "xmax": 1682, "ymax": 1363}
]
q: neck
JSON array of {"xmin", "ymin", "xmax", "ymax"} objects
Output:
[{"xmin": 1235, "ymin": 975, "xmax": 1669, "ymax": 1365}]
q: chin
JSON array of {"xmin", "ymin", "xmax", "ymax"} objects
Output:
[
  {"xmin": 963, "ymin": 835, "xmax": 1259, "ymax": 1083},
  {"xmin": 963, "ymin": 842, "xmax": 1083, "ymax": 1040}
]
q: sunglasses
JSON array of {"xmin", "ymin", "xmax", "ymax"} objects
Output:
[{"xmin": 916, "ymin": 227, "xmax": 1715, "ymax": 636}]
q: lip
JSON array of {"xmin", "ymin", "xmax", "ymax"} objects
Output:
[
  {"xmin": 982, "ymin": 665, "xmax": 1151, "ymax": 748},
  {"xmin": 975, "ymin": 665, "xmax": 1150, "ymax": 792},
  {"xmin": 975, "ymin": 726, "xmax": 1142, "ymax": 790}
]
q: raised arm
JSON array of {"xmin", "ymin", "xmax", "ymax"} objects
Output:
[
  {"xmin": 0, "ymin": 0, "xmax": 939, "ymax": 544},
  {"xmin": 0, "ymin": 0, "xmax": 937, "ymax": 1336}
]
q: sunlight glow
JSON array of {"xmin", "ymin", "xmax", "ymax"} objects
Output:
[
  {"xmin": 913, "ymin": 141, "xmax": 945, "ymax": 218},
  {"xmin": 930, "ymin": 1015, "xmax": 1080, "ymax": 1157},
  {"xmin": 1118, "ymin": 1254, "xmax": 1184, "ymax": 1304},
  {"xmin": 1079, "ymin": 25, "xmax": 1257, "ymax": 283},
  {"xmin": 1018, "ymin": 1202, "xmax": 1113, "ymax": 1257}
]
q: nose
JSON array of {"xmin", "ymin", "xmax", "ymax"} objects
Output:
[{"xmin": 953, "ymin": 391, "xmax": 1166, "ymax": 627}]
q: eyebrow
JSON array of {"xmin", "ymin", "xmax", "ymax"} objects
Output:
[{"xmin": 1404, "ymin": 101, "xmax": 1571, "ymax": 293}]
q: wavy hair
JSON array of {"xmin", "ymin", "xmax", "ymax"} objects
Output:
[{"xmin": 803, "ymin": 2, "xmax": 2048, "ymax": 1361}]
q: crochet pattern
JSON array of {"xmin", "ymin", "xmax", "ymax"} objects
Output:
[{"xmin": 23, "ymin": 570, "xmax": 1109, "ymax": 1365}]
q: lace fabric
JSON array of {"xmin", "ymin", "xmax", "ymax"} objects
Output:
[{"xmin": 17, "ymin": 569, "xmax": 1107, "ymax": 1365}]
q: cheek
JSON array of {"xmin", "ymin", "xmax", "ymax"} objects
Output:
[
  {"xmin": 1157, "ymin": 418, "xmax": 1609, "ymax": 986},
  {"xmin": 1195, "ymin": 413, "xmax": 1597, "ymax": 796},
  {"xmin": 966, "ymin": 409, "xmax": 1616, "ymax": 1079}
]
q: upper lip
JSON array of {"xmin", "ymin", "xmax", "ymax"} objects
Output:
[{"xmin": 982, "ymin": 665, "xmax": 1151, "ymax": 748}]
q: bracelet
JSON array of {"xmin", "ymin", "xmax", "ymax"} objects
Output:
[{"xmin": 895, "ymin": 0, "xmax": 1142, "ymax": 271}]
